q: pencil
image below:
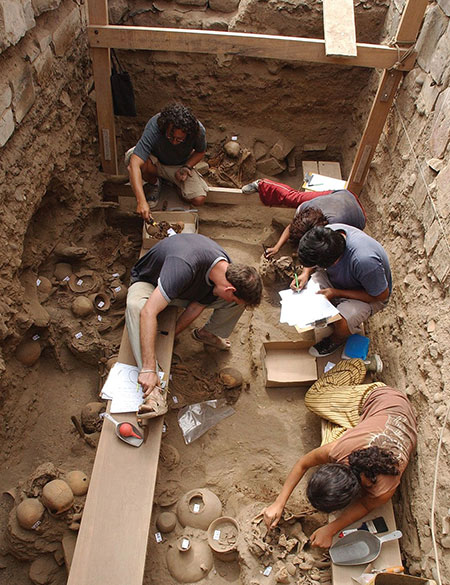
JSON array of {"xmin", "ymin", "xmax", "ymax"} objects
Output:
[{"xmin": 294, "ymin": 272, "xmax": 299, "ymax": 289}]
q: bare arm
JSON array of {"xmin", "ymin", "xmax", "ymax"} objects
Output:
[
  {"xmin": 176, "ymin": 151, "xmax": 206, "ymax": 182},
  {"xmin": 138, "ymin": 287, "xmax": 168, "ymax": 396},
  {"xmin": 317, "ymin": 286, "xmax": 390, "ymax": 304},
  {"xmin": 290, "ymin": 266, "xmax": 315, "ymax": 292},
  {"xmin": 263, "ymin": 443, "xmax": 333, "ymax": 528},
  {"xmin": 310, "ymin": 487, "xmax": 396, "ymax": 548},
  {"xmin": 128, "ymin": 153, "xmax": 151, "ymax": 221},
  {"xmin": 175, "ymin": 301, "xmax": 206, "ymax": 336},
  {"xmin": 266, "ymin": 225, "xmax": 291, "ymax": 257}
]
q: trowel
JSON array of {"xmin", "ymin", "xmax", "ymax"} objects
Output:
[{"xmin": 100, "ymin": 412, "xmax": 144, "ymax": 447}]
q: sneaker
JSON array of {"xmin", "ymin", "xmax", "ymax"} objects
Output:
[
  {"xmin": 144, "ymin": 179, "xmax": 162, "ymax": 209},
  {"xmin": 364, "ymin": 354, "xmax": 383, "ymax": 374},
  {"xmin": 124, "ymin": 146, "xmax": 136, "ymax": 167},
  {"xmin": 309, "ymin": 337, "xmax": 344, "ymax": 357},
  {"xmin": 242, "ymin": 180, "xmax": 260, "ymax": 194}
]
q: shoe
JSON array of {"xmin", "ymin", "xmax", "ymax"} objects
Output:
[
  {"xmin": 309, "ymin": 337, "xmax": 344, "ymax": 357},
  {"xmin": 364, "ymin": 354, "xmax": 383, "ymax": 374},
  {"xmin": 124, "ymin": 146, "xmax": 136, "ymax": 167},
  {"xmin": 143, "ymin": 178, "xmax": 162, "ymax": 209},
  {"xmin": 242, "ymin": 180, "xmax": 260, "ymax": 194}
]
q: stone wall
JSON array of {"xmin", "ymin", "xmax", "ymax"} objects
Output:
[{"xmin": 342, "ymin": 1, "xmax": 450, "ymax": 581}]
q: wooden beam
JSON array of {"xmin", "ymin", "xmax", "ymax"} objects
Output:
[
  {"xmin": 67, "ymin": 311, "xmax": 177, "ymax": 585},
  {"xmin": 347, "ymin": 0, "xmax": 428, "ymax": 194},
  {"xmin": 88, "ymin": 26, "xmax": 416, "ymax": 71},
  {"xmin": 87, "ymin": 0, "xmax": 118, "ymax": 175},
  {"xmin": 323, "ymin": 0, "xmax": 357, "ymax": 58}
]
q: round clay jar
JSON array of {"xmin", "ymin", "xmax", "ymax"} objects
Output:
[
  {"xmin": 36, "ymin": 276, "xmax": 53, "ymax": 296},
  {"xmin": 88, "ymin": 291, "xmax": 111, "ymax": 313},
  {"xmin": 65, "ymin": 470, "xmax": 90, "ymax": 496},
  {"xmin": 15, "ymin": 340, "xmax": 41, "ymax": 366},
  {"xmin": 166, "ymin": 537, "xmax": 213, "ymax": 583},
  {"xmin": 110, "ymin": 281, "xmax": 127, "ymax": 305},
  {"xmin": 71, "ymin": 296, "xmax": 94, "ymax": 318},
  {"xmin": 177, "ymin": 488, "xmax": 222, "ymax": 530},
  {"xmin": 207, "ymin": 516, "xmax": 239, "ymax": 562},
  {"xmin": 41, "ymin": 479, "xmax": 74, "ymax": 515},
  {"xmin": 156, "ymin": 511, "xmax": 177, "ymax": 533},
  {"xmin": 16, "ymin": 498, "xmax": 45, "ymax": 530},
  {"xmin": 54, "ymin": 262, "xmax": 72, "ymax": 281}
]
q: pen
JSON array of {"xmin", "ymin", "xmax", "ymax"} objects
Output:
[{"xmin": 294, "ymin": 272, "xmax": 300, "ymax": 290}]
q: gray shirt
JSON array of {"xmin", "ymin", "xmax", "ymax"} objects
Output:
[
  {"xmin": 130, "ymin": 233, "xmax": 230, "ymax": 305},
  {"xmin": 296, "ymin": 190, "xmax": 366, "ymax": 230},
  {"xmin": 326, "ymin": 224, "xmax": 392, "ymax": 296},
  {"xmin": 133, "ymin": 113, "xmax": 207, "ymax": 166}
]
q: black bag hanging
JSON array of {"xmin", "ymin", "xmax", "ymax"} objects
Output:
[{"xmin": 110, "ymin": 49, "xmax": 137, "ymax": 117}]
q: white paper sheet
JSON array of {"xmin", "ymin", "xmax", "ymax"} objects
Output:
[
  {"xmin": 101, "ymin": 362, "xmax": 165, "ymax": 414},
  {"xmin": 279, "ymin": 280, "xmax": 339, "ymax": 329}
]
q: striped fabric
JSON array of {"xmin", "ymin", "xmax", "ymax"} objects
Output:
[{"xmin": 304, "ymin": 359, "xmax": 385, "ymax": 445}]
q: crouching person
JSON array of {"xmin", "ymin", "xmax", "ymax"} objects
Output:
[
  {"xmin": 263, "ymin": 359, "xmax": 416, "ymax": 549},
  {"xmin": 125, "ymin": 233, "xmax": 262, "ymax": 418}
]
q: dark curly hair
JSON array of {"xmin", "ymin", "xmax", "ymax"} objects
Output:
[
  {"xmin": 289, "ymin": 207, "xmax": 329, "ymax": 244},
  {"xmin": 306, "ymin": 446, "xmax": 400, "ymax": 513},
  {"xmin": 348, "ymin": 446, "xmax": 399, "ymax": 483},
  {"xmin": 226, "ymin": 264, "xmax": 263, "ymax": 308},
  {"xmin": 297, "ymin": 226, "xmax": 345, "ymax": 268},
  {"xmin": 157, "ymin": 103, "xmax": 199, "ymax": 139}
]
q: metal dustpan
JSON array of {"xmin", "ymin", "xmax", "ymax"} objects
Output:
[
  {"xmin": 330, "ymin": 529, "xmax": 402, "ymax": 566},
  {"xmin": 100, "ymin": 413, "xmax": 144, "ymax": 447}
]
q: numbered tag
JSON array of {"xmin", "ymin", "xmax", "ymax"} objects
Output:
[
  {"xmin": 98, "ymin": 300, "xmax": 105, "ymax": 308},
  {"xmin": 263, "ymin": 566, "xmax": 272, "ymax": 577},
  {"xmin": 36, "ymin": 278, "xmax": 41, "ymax": 286},
  {"xmin": 77, "ymin": 279, "xmax": 83, "ymax": 286},
  {"xmin": 181, "ymin": 538, "xmax": 190, "ymax": 550},
  {"xmin": 155, "ymin": 532, "xmax": 162, "ymax": 543},
  {"xmin": 74, "ymin": 332, "xmax": 83, "ymax": 339},
  {"xmin": 193, "ymin": 503, "xmax": 200, "ymax": 513},
  {"xmin": 32, "ymin": 334, "xmax": 40, "ymax": 341},
  {"xmin": 213, "ymin": 529, "xmax": 221, "ymax": 541}
]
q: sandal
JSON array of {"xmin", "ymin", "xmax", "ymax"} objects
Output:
[
  {"xmin": 138, "ymin": 385, "xmax": 168, "ymax": 420},
  {"xmin": 191, "ymin": 328, "xmax": 231, "ymax": 351}
]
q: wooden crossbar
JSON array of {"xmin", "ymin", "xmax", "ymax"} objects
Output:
[{"xmin": 67, "ymin": 310, "xmax": 177, "ymax": 585}]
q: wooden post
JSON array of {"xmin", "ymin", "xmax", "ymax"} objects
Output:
[
  {"xmin": 347, "ymin": 0, "xmax": 428, "ymax": 194},
  {"xmin": 87, "ymin": 0, "xmax": 118, "ymax": 175}
]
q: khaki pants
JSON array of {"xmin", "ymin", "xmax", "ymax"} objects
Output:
[
  {"xmin": 150, "ymin": 155, "xmax": 208, "ymax": 201},
  {"xmin": 304, "ymin": 359, "xmax": 385, "ymax": 445},
  {"xmin": 125, "ymin": 281, "xmax": 245, "ymax": 367}
]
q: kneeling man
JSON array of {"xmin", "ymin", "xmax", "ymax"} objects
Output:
[{"xmin": 125, "ymin": 233, "xmax": 262, "ymax": 417}]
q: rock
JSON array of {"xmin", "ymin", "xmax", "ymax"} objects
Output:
[
  {"xmin": 71, "ymin": 296, "xmax": 94, "ymax": 318},
  {"xmin": 15, "ymin": 340, "xmax": 41, "ymax": 366},
  {"xmin": 253, "ymin": 140, "xmax": 267, "ymax": 161},
  {"xmin": 427, "ymin": 158, "xmax": 445, "ymax": 172},
  {"xmin": 427, "ymin": 320, "xmax": 436, "ymax": 333},
  {"xmin": 256, "ymin": 156, "xmax": 286, "ymax": 176},
  {"xmin": 16, "ymin": 499, "xmax": 45, "ymax": 530},
  {"xmin": 65, "ymin": 471, "xmax": 89, "ymax": 496},
  {"xmin": 286, "ymin": 561, "xmax": 296, "ymax": 575},
  {"xmin": 41, "ymin": 480, "xmax": 74, "ymax": 515},
  {"xmin": 270, "ymin": 137, "xmax": 295, "ymax": 161},
  {"xmin": 29, "ymin": 555, "xmax": 60, "ymax": 585},
  {"xmin": 224, "ymin": 140, "xmax": 240, "ymax": 158},
  {"xmin": 209, "ymin": 0, "xmax": 240, "ymax": 12},
  {"xmin": 275, "ymin": 567, "xmax": 290, "ymax": 583}
]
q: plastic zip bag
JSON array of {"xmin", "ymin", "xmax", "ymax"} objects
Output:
[{"xmin": 177, "ymin": 399, "xmax": 235, "ymax": 444}]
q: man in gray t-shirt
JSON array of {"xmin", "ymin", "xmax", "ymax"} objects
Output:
[
  {"xmin": 126, "ymin": 103, "xmax": 209, "ymax": 221},
  {"xmin": 125, "ymin": 233, "xmax": 262, "ymax": 418},
  {"xmin": 294, "ymin": 224, "xmax": 391, "ymax": 357}
]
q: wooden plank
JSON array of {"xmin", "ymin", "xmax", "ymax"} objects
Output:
[
  {"xmin": 87, "ymin": 0, "xmax": 118, "ymax": 175},
  {"xmin": 302, "ymin": 161, "xmax": 319, "ymax": 177},
  {"xmin": 318, "ymin": 161, "xmax": 342, "ymax": 179},
  {"xmin": 67, "ymin": 308, "xmax": 177, "ymax": 585},
  {"xmin": 396, "ymin": 0, "xmax": 429, "ymax": 44},
  {"xmin": 87, "ymin": 26, "xmax": 416, "ymax": 71},
  {"xmin": 323, "ymin": 0, "xmax": 357, "ymax": 58},
  {"xmin": 330, "ymin": 502, "xmax": 402, "ymax": 584},
  {"xmin": 207, "ymin": 186, "xmax": 260, "ymax": 205}
]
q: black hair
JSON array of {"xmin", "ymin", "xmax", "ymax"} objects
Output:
[
  {"xmin": 297, "ymin": 226, "xmax": 345, "ymax": 268},
  {"xmin": 157, "ymin": 103, "xmax": 199, "ymax": 139},
  {"xmin": 289, "ymin": 207, "xmax": 329, "ymax": 244},
  {"xmin": 306, "ymin": 463, "xmax": 361, "ymax": 513},
  {"xmin": 348, "ymin": 446, "xmax": 399, "ymax": 483}
]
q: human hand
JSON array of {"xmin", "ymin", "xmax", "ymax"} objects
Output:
[
  {"xmin": 265, "ymin": 246, "xmax": 279, "ymax": 258},
  {"xmin": 137, "ymin": 200, "xmax": 151, "ymax": 222},
  {"xmin": 309, "ymin": 524, "xmax": 335, "ymax": 548},
  {"xmin": 290, "ymin": 272, "xmax": 309, "ymax": 292},
  {"xmin": 263, "ymin": 502, "xmax": 284, "ymax": 529},
  {"xmin": 317, "ymin": 288, "xmax": 336, "ymax": 301},
  {"xmin": 138, "ymin": 371, "xmax": 159, "ymax": 397},
  {"xmin": 175, "ymin": 166, "xmax": 192, "ymax": 182}
]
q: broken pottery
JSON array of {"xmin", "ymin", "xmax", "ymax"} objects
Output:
[
  {"xmin": 16, "ymin": 498, "xmax": 45, "ymax": 530},
  {"xmin": 177, "ymin": 488, "xmax": 222, "ymax": 530},
  {"xmin": 68, "ymin": 271, "xmax": 99, "ymax": 294},
  {"xmin": 207, "ymin": 516, "xmax": 239, "ymax": 561},
  {"xmin": 166, "ymin": 536, "xmax": 213, "ymax": 582},
  {"xmin": 41, "ymin": 479, "xmax": 74, "ymax": 515}
]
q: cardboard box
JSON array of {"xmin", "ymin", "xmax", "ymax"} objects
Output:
[
  {"xmin": 142, "ymin": 211, "xmax": 199, "ymax": 250},
  {"xmin": 261, "ymin": 341, "xmax": 318, "ymax": 388}
]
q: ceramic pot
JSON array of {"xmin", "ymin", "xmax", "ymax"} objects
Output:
[
  {"xmin": 166, "ymin": 537, "xmax": 213, "ymax": 582},
  {"xmin": 207, "ymin": 516, "xmax": 239, "ymax": 562},
  {"xmin": 177, "ymin": 488, "xmax": 222, "ymax": 530}
]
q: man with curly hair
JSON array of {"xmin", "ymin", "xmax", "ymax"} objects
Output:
[
  {"xmin": 263, "ymin": 359, "xmax": 416, "ymax": 549},
  {"xmin": 126, "ymin": 103, "xmax": 208, "ymax": 221}
]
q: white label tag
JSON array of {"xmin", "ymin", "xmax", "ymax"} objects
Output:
[
  {"xmin": 213, "ymin": 529, "xmax": 221, "ymax": 541},
  {"xmin": 112, "ymin": 272, "xmax": 120, "ymax": 277},
  {"xmin": 75, "ymin": 332, "xmax": 83, "ymax": 339},
  {"xmin": 77, "ymin": 279, "xmax": 83, "ymax": 286},
  {"xmin": 98, "ymin": 300, "xmax": 105, "ymax": 308},
  {"xmin": 181, "ymin": 538, "xmax": 190, "ymax": 549},
  {"xmin": 193, "ymin": 503, "xmax": 200, "ymax": 513},
  {"xmin": 263, "ymin": 566, "xmax": 272, "ymax": 576},
  {"xmin": 231, "ymin": 135, "xmax": 238, "ymax": 140},
  {"xmin": 155, "ymin": 532, "xmax": 162, "ymax": 543},
  {"xmin": 36, "ymin": 278, "xmax": 41, "ymax": 286},
  {"xmin": 162, "ymin": 424, "xmax": 167, "ymax": 433},
  {"xmin": 324, "ymin": 361, "xmax": 335, "ymax": 373},
  {"xmin": 32, "ymin": 334, "xmax": 40, "ymax": 341},
  {"xmin": 114, "ymin": 286, "xmax": 121, "ymax": 293},
  {"xmin": 97, "ymin": 315, "xmax": 102, "ymax": 322},
  {"xmin": 172, "ymin": 395, "xmax": 178, "ymax": 404},
  {"xmin": 63, "ymin": 275, "xmax": 70, "ymax": 282},
  {"xmin": 167, "ymin": 228, "xmax": 176, "ymax": 237}
]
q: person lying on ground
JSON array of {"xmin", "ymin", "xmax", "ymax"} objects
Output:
[
  {"xmin": 293, "ymin": 224, "xmax": 391, "ymax": 357},
  {"xmin": 125, "ymin": 233, "xmax": 262, "ymax": 418},
  {"xmin": 125, "ymin": 103, "xmax": 208, "ymax": 222},
  {"xmin": 263, "ymin": 359, "xmax": 416, "ymax": 549}
]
